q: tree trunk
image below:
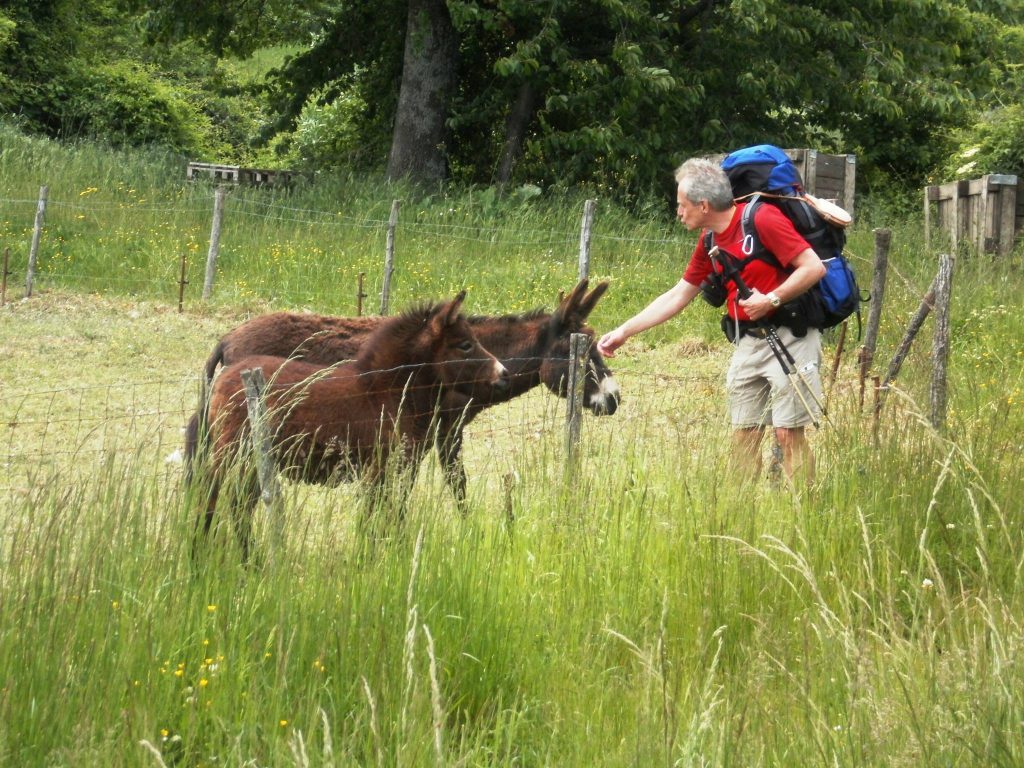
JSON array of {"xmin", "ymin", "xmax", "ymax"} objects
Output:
[
  {"xmin": 386, "ymin": 0, "xmax": 458, "ymax": 184},
  {"xmin": 495, "ymin": 82, "xmax": 536, "ymax": 186}
]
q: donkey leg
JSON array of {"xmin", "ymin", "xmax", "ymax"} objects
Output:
[
  {"xmin": 230, "ymin": 473, "xmax": 262, "ymax": 564},
  {"xmin": 190, "ymin": 477, "xmax": 221, "ymax": 564},
  {"xmin": 356, "ymin": 463, "xmax": 389, "ymax": 533},
  {"xmin": 436, "ymin": 424, "xmax": 468, "ymax": 512},
  {"xmin": 392, "ymin": 457, "xmax": 421, "ymax": 525}
]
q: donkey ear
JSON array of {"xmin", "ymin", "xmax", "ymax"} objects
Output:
[
  {"xmin": 553, "ymin": 279, "xmax": 589, "ymax": 329},
  {"xmin": 576, "ymin": 280, "xmax": 609, "ymax": 320},
  {"xmin": 438, "ymin": 290, "xmax": 467, "ymax": 327}
]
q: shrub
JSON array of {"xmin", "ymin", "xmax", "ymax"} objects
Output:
[
  {"xmin": 941, "ymin": 103, "xmax": 1024, "ymax": 181},
  {"xmin": 285, "ymin": 74, "xmax": 375, "ymax": 172},
  {"xmin": 60, "ymin": 61, "xmax": 217, "ymax": 156}
]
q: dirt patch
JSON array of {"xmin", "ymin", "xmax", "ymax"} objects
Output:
[{"xmin": 674, "ymin": 337, "xmax": 716, "ymax": 357}]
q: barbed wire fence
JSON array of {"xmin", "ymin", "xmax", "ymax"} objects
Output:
[
  {"xmin": 1, "ymin": 186, "xmax": 960, "ymax": 495},
  {"xmin": 0, "ymin": 185, "xmax": 695, "ymax": 313},
  {"xmin": 0, "ymin": 359, "xmax": 722, "ymax": 498}
]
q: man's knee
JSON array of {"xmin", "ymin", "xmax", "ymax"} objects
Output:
[{"xmin": 774, "ymin": 426, "xmax": 807, "ymax": 450}]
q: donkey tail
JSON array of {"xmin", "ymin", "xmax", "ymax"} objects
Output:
[
  {"xmin": 203, "ymin": 340, "xmax": 226, "ymax": 390},
  {"xmin": 190, "ymin": 340, "xmax": 226, "ymax": 474},
  {"xmin": 186, "ymin": 340, "xmax": 224, "ymax": 488},
  {"xmin": 183, "ymin": 410, "xmax": 203, "ymax": 486}
]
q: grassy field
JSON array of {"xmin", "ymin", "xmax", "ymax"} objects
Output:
[{"xmin": 1, "ymin": 125, "xmax": 1023, "ymax": 766}]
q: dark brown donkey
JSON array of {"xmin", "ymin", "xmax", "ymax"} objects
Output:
[
  {"xmin": 189, "ymin": 279, "xmax": 619, "ymax": 503},
  {"xmin": 189, "ymin": 293, "xmax": 509, "ymax": 557}
]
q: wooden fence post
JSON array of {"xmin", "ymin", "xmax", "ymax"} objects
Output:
[
  {"xmin": 858, "ymin": 228, "xmax": 891, "ymax": 407},
  {"xmin": 178, "ymin": 252, "xmax": 189, "ymax": 313},
  {"xmin": 578, "ymin": 199, "xmax": 596, "ymax": 282},
  {"xmin": 202, "ymin": 186, "xmax": 226, "ymax": 300},
  {"xmin": 381, "ymin": 199, "xmax": 400, "ymax": 315},
  {"xmin": 24, "ymin": 185, "xmax": 48, "ymax": 298},
  {"xmin": 1, "ymin": 247, "xmax": 9, "ymax": 307},
  {"xmin": 240, "ymin": 367, "xmax": 283, "ymax": 560},
  {"xmin": 843, "ymin": 154, "xmax": 857, "ymax": 218},
  {"xmin": 357, "ymin": 272, "xmax": 367, "ymax": 316},
  {"xmin": 825, "ymin": 321, "xmax": 847, "ymax": 409},
  {"xmin": 948, "ymin": 182, "xmax": 960, "ymax": 253},
  {"xmin": 930, "ymin": 254, "xmax": 955, "ymax": 431},
  {"xmin": 923, "ymin": 185, "xmax": 933, "ymax": 253},
  {"xmin": 564, "ymin": 332, "xmax": 589, "ymax": 462},
  {"xmin": 880, "ymin": 273, "xmax": 940, "ymax": 395}
]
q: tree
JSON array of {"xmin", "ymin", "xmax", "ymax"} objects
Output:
[
  {"xmin": 62, "ymin": 0, "xmax": 1024, "ymax": 201},
  {"xmin": 940, "ymin": 18, "xmax": 1024, "ymax": 180},
  {"xmin": 386, "ymin": 0, "xmax": 459, "ymax": 184}
]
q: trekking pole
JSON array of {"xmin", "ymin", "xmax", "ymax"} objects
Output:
[{"xmin": 708, "ymin": 246, "xmax": 825, "ymax": 426}]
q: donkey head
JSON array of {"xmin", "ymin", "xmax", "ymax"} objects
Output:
[
  {"xmin": 426, "ymin": 291, "xmax": 510, "ymax": 398},
  {"xmin": 540, "ymin": 280, "xmax": 620, "ymax": 415}
]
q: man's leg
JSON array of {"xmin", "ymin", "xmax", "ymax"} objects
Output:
[
  {"xmin": 764, "ymin": 328, "xmax": 821, "ymax": 485},
  {"xmin": 775, "ymin": 426, "xmax": 814, "ymax": 484},
  {"xmin": 732, "ymin": 426, "xmax": 766, "ymax": 482},
  {"xmin": 727, "ymin": 335, "xmax": 772, "ymax": 484}
]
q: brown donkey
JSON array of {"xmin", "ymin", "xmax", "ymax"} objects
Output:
[
  {"xmin": 189, "ymin": 292, "xmax": 509, "ymax": 556},
  {"xmin": 188, "ymin": 280, "xmax": 619, "ymax": 503}
]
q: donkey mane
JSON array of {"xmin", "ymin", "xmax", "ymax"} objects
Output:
[
  {"xmin": 465, "ymin": 307, "xmax": 550, "ymax": 325},
  {"xmin": 355, "ymin": 301, "xmax": 444, "ymax": 369}
]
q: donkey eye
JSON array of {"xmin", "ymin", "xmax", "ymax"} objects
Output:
[{"xmin": 457, "ymin": 340, "xmax": 475, "ymax": 353}]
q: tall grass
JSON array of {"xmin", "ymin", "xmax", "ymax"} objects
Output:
[
  {"xmin": 1, "ymin": 122, "xmax": 687, "ymax": 324},
  {"xmin": 1, "ymin": 123, "xmax": 1023, "ymax": 765}
]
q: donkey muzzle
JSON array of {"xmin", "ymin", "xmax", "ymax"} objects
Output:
[{"xmin": 492, "ymin": 362, "xmax": 511, "ymax": 393}]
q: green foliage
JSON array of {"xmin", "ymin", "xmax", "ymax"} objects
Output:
[
  {"xmin": 281, "ymin": 72, "xmax": 379, "ymax": 172},
  {"xmin": 0, "ymin": 0, "xmax": 271, "ymax": 163},
  {"xmin": 939, "ymin": 23, "xmax": 1024, "ymax": 180},
  {"xmin": 140, "ymin": 0, "xmax": 331, "ymax": 56},
  {"xmin": 941, "ymin": 103, "xmax": 1024, "ymax": 180},
  {"xmin": 2, "ymin": 0, "xmax": 1024, "ymax": 205},
  {"xmin": 59, "ymin": 61, "xmax": 214, "ymax": 155},
  {"xmin": 259, "ymin": 0, "xmax": 405, "ymax": 162},
  {"xmin": 221, "ymin": 44, "xmax": 303, "ymax": 86},
  {"xmin": 0, "ymin": 10, "xmax": 13, "ymax": 51},
  {"xmin": 429, "ymin": 0, "xmax": 1012, "ymax": 201}
]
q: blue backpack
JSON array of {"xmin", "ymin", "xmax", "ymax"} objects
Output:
[{"xmin": 708, "ymin": 144, "xmax": 862, "ymax": 331}]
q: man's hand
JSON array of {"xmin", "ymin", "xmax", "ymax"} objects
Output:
[
  {"xmin": 597, "ymin": 328, "xmax": 627, "ymax": 358},
  {"xmin": 738, "ymin": 289, "xmax": 774, "ymax": 321}
]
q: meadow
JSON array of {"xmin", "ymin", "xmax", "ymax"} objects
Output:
[{"xmin": 1, "ymin": 124, "xmax": 1023, "ymax": 766}]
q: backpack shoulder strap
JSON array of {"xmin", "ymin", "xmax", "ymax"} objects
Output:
[{"xmin": 738, "ymin": 195, "xmax": 783, "ymax": 270}]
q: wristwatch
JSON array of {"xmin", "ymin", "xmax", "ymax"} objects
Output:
[{"xmin": 766, "ymin": 291, "xmax": 782, "ymax": 308}]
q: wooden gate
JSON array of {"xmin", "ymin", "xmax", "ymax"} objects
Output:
[{"xmin": 924, "ymin": 174, "xmax": 1022, "ymax": 255}]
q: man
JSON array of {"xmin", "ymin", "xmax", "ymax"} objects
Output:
[{"xmin": 597, "ymin": 157, "xmax": 826, "ymax": 483}]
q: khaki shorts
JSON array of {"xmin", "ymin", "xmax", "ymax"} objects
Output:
[{"xmin": 725, "ymin": 326, "xmax": 822, "ymax": 428}]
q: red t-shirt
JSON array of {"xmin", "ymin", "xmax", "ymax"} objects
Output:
[{"xmin": 682, "ymin": 202, "xmax": 811, "ymax": 321}]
